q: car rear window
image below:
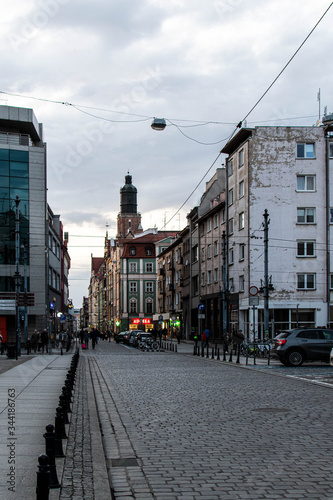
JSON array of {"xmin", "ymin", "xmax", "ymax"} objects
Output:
[
  {"xmin": 275, "ymin": 331, "xmax": 292, "ymax": 339},
  {"xmin": 296, "ymin": 330, "xmax": 324, "ymax": 339}
]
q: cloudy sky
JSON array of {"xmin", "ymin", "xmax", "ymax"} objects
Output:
[{"xmin": 1, "ymin": 0, "xmax": 333, "ymax": 307}]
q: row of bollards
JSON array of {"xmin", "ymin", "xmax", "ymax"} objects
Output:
[
  {"xmin": 36, "ymin": 347, "xmax": 80, "ymax": 499},
  {"xmin": 193, "ymin": 343, "xmax": 242, "ymax": 363},
  {"xmin": 162, "ymin": 342, "xmax": 178, "ymax": 352}
]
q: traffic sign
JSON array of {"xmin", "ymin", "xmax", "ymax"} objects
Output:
[
  {"xmin": 198, "ymin": 303, "xmax": 205, "ymax": 311},
  {"xmin": 198, "ymin": 314, "xmax": 205, "ymax": 319}
]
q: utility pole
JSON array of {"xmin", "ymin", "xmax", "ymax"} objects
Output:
[
  {"xmin": 222, "ymin": 231, "xmax": 227, "ymax": 336},
  {"xmin": 14, "ymin": 196, "xmax": 21, "ymax": 358},
  {"xmin": 263, "ymin": 209, "xmax": 270, "ymax": 339}
]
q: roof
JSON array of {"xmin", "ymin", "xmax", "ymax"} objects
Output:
[
  {"xmin": 91, "ymin": 257, "xmax": 104, "ymax": 273},
  {"xmin": 221, "ymin": 128, "xmax": 253, "ymax": 155}
]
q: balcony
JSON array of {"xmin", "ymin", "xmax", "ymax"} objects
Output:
[{"xmin": 0, "ymin": 132, "xmax": 33, "ymax": 146}]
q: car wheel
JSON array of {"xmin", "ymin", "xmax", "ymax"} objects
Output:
[{"xmin": 287, "ymin": 349, "xmax": 304, "ymax": 367}]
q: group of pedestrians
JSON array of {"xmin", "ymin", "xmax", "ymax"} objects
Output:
[
  {"xmin": 193, "ymin": 327, "xmax": 245, "ymax": 353},
  {"xmin": 80, "ymin": 328, "xmax": 100, "ymax": 349}
]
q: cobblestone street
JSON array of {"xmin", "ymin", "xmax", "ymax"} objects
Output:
[{"xmin": 55, "ymin": 340, "xmax": 333, "ymax": 500}]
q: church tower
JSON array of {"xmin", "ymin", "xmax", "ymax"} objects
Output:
[{"xmin": 117, "ymin": 173, "xmax": 143, "ymax": 238}]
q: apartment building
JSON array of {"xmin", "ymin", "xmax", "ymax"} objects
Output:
[{"xmin": 222, "ymin": 122, "xmax": 333, "ymax": 338}]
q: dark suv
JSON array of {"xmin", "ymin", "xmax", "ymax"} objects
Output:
[{"xmin": 271, "ymin": 328, "xmax": 333, "ymax": 366}]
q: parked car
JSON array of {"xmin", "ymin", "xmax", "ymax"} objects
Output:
[
  {"xmin": 114, "ymin": 331, "xmax": 127, "ymax": 344},
  {"xmin": 271, "ymin": 328, "xmax": 333, "ymax": 366},
  {"xmin": 133, "ymin": 332, "xmax": 153, "ymax": 348},
  {"xmin": 124, "ymin": 330, "xmax": 144, "ymax": 346}
]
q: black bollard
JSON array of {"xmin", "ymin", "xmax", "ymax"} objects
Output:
[
  {"xmin": 59, "ymin": 394, "xmax": 69, "ymax": 424},
  {"xmin": 206, "ymin": 346, "xmax": 209, "ymax": 358},
  {"xmin": 211, "ymin": 347, "xmax": 214, "ymax": 359},
  {"xmin": 215, "ymin": 343, "xmax": 217, "ymax": 356},
  {"xmin": 43, "ymin": 424, "xmax": 60, "ymax": 489},
  {"xmin": 36, "ymin": 453, "xmax": 50, "ymax": 500},
  {"xmin": 236, "ymin": 343, "xmax": 240, "ymax": 364},
  {"xmin": 62, "ymin": 386, "xmax": 72, "ymax": 414},
  {"xmin": 229, "ymin": 349, "xmax": 233, "ymax": 362},
  {"xmin": 193, "ymin": 345, "xmax": 196, "ymax": 356},
  {"xmin": 175, "ymin": 344, "xmax": 177, "ymax": 353},
  {"xmin": 55, "ymin": 405, "xmax": 67, "ymax": 439},
  {"xmin": 223, "ymin": 347, "xmax": 226, "ymax": 361},
  {"xmin": 197, "ymin": 345, "xmax": 200, "ymax": 356},
  {"xmin": 217, "ymin": 348, "xmax": 220, "ymax": 360},
  {"xmin": 54, "ymin": 408, "xmax": 65, "ymax": 457}
]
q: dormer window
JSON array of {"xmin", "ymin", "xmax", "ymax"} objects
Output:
[
  {"xmin": 146, "ymin": 246, "xmax": 153, "ymax": 256},
  {"xmin": 130, "ymin": 246, "xmax": 136, "ymax": 256}
]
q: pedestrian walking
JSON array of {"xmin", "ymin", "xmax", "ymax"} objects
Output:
[
  {"xmin": 83, "ymin": 330, "xmax": 90, "ymax": 349},
  {"xmin": 203, "ymin": 327, "xmax": 210, "ymax": 348},
  {"xmin": 91, "ymin": 328, "xmax": 98, "ymax": 349},
  {"xmin": 202, "ymin": 330, "xmax": 207, "ymax": 348},
  {"xmin": 31, "ymin": 330, "xmax": 39, "ymax": 353},
  {"xmin": 41, "ymin": 329, "xmax": 49, "ymax": 353}
]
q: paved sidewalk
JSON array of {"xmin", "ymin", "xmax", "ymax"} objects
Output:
[{"xmin": 0, "ymin": 353, "xmax": 73, "ymax": 500}]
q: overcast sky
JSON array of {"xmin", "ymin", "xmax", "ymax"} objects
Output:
[{"xmin": 1, "ymin": 0, "xmax": 333, "ymax": 307}]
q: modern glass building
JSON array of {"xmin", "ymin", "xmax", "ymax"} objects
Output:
[{"xmin": 0, "ymin": 106, "xmax": 48, "ymax": 345}]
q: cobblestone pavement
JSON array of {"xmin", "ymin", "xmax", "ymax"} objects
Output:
[{"xmin": 60, "ymin": 341, "xmax": 333, "ymax": 499}]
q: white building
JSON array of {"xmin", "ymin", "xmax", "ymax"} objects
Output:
[{"xmin": 222, "ymin": 122, "xmax": 333, "ymax": 338}]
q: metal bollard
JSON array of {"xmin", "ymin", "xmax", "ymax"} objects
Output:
[
  {"xmin": 211, "ymin": 347, "xmax": 214, "ymax": 359},
  {"xmin": 59, "ymin": 394, "xmax": 69, "ymax": 424},
  {"xmin": 229, "ymin": 349, "xmax": 233, "ymax": 362},
  {"xmin": 193, "ymin": 345, "xmax": 196, "ymax": 356},
  {"xmin": 62, "ymin": 386, "xmax": 72, "ymax": 414},
  {"xmin": 54, "ymin": 408, "xmax": 65, "ymax": 457},
  {"xmin": 201, "ymin": 345, "xmax": 204, "ymax": 357},
  {"xmin": 175, "ymin": 344, "xmax": 177, "ymax": 353},
  {"xmin": 236, "ymin": 344, "xmax": 240, "ymax": 364},
  {"xmin": 43, "ymin": 425, "xmax": 60, "ymax": 489},
  {"xmin": 223, "ymin": 347, "xmax": 226, "ymax": 361},
  {"xmin": 206, "ymin": 346, "xmax": 209, "ymax": 358},
  {"xmin": 217, "ymin": 348, "xmax": 220, "ymax": 360},
  {"xmin": 55, "ymin": 405, "xmax": 67, "ymax": 439},
  {"xmin": 36, "ymin": 454, "xmax": 50, "ymax": 500}
]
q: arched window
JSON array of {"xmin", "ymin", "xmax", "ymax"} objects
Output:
[
  {"xmin": 130, "ymin": 246, "xmax": 136, "ymax": 256},
  {"xmin": 145, "ymin": 246, "xmax": 153, "ymax": 256}
]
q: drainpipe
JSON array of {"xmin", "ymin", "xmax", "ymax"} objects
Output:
[{"xmin": 326, "ymin": 131, "xmax": 331, "ymax": 327}]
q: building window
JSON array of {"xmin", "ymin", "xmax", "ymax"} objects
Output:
[
  {"xmin": 214, "ymin": 240, "xmax": 218, "ymax": 256},
  {"xmin": 330, "ymin": 143, "xmax": 333, "ymax": 158},
  {"xmin": 214, "ymin": 213, "xmax": 218, "ymax": 228},
  {"xmin": 145, "ymin": 262, "xmax": 153, "ymax": 273},
  {"xmin": 201, "ymin": 223, "xmax": 205, "ymax": 236},
  {"xmin": 228, "ymin": 218, "xmax": 234, "ymax": 234},
  {"xmin": 130, "ymin": 299, "xmax": 137, "ymax": 313},
  {"xmin": 146, "ymin": 300, "xmax": 153, "ymax": 314},
  {"xmin": 297, "ymin": 208, "xmax": 315, "ymax": 224},
  {"xmin": 297, "ymin": 241, "xmax": 315, "ymax": 257},
  {"xmin": 207, "ymin": 218, "xmax": 211, "ymax": 232},
  {"xmin": 129, "ymin": 262, "xmax": 137, "ymax": 273},
  {"xmin": 229, "ymin": 278, "xmax": 234, "ymax": 293},
  {"xmin": 238, "ymin": 149, "xmax": 244, "ymax": 167},
  {"xmin": 214, "ymin": 268, "xmax": 218, "ymax": 282},
  {"xmin": 239, "ymin": 275, "xmax": 245, "ymax": 292},
  {"xmin": 221, "ymin": 208, "xmax": 226, "ymax": 224},
  {"xmin": 297, "ymin": 143, "xmax": 315, "ymax": 158},
  {"xmin": 207, "ymin": 244, "xmax": 211, "ymax": 259},
  {"xmin": 201, "ymin": 272, "xmax": 205, "ymax": 286},
  {"xmin": 330, "ymin": 274, "xmax": 333, "ymax": 290},
  {"xmin": 129, "ymin": 246, "xmax": 136, "ymax": 256},
  {"xmin": 229, "ymin": 247, "xmax": 234, "ymax": 265},
  {"xmin": 227, "ymin": 158, "xmax": 233, "ymax": 176},
  {"xmin": 330, "ymin": 208, "xmax": 333, "ymax": 224},
  {"xmin": 239, "ymin": 243, "xmax": 245, "ymax": 261},
  {"xmin": 145, "ymin": 246, "xmax": 153, "ymax": 256},
  {"xmin": 192, "ymin": 275, "xmax": 199, "ymax": 295},
  {"xmin": 239, "ymin": 212, "xmax": 245, "ymax": 230},
  {"xmin": 192, "ymin": 245, "xmax": 198, "ymax": 263},
  {"xmin": 297, "ymin": 274, "xmax": 315, "ymax": 289},
  {"xmin": 228, "ymin": 188, "xmax": 234, "ymax": 206},
  {"xmin": 297, "ymin": 175, "xmax": 315, "ymax": 191},
  {"xmin": 201, "ymin": 248, "xmax": 205, "ymax": 262},
  {"xmin": 145, "ymin": 281, "xmax": 153, "ymax": 293},
  {"xmin": 207, "ymin": 270, "xmax": 212, "ymax": 284},
  {"xmin": 239, "ymin": 180, "xmax": 244, "ymax": 199},
  {"xmin": 129, "ymin": 282, "xmax": 137, "ymax": 293}
]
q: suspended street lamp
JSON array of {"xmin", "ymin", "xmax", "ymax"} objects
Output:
[{"xmin": 151, "ymin": 118, "xmax": 166, "ymax": 131}]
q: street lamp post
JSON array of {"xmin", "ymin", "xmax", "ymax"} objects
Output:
[{"xmin": 14, "ymin": 196, "xmax": 21, "ymax": 359}]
